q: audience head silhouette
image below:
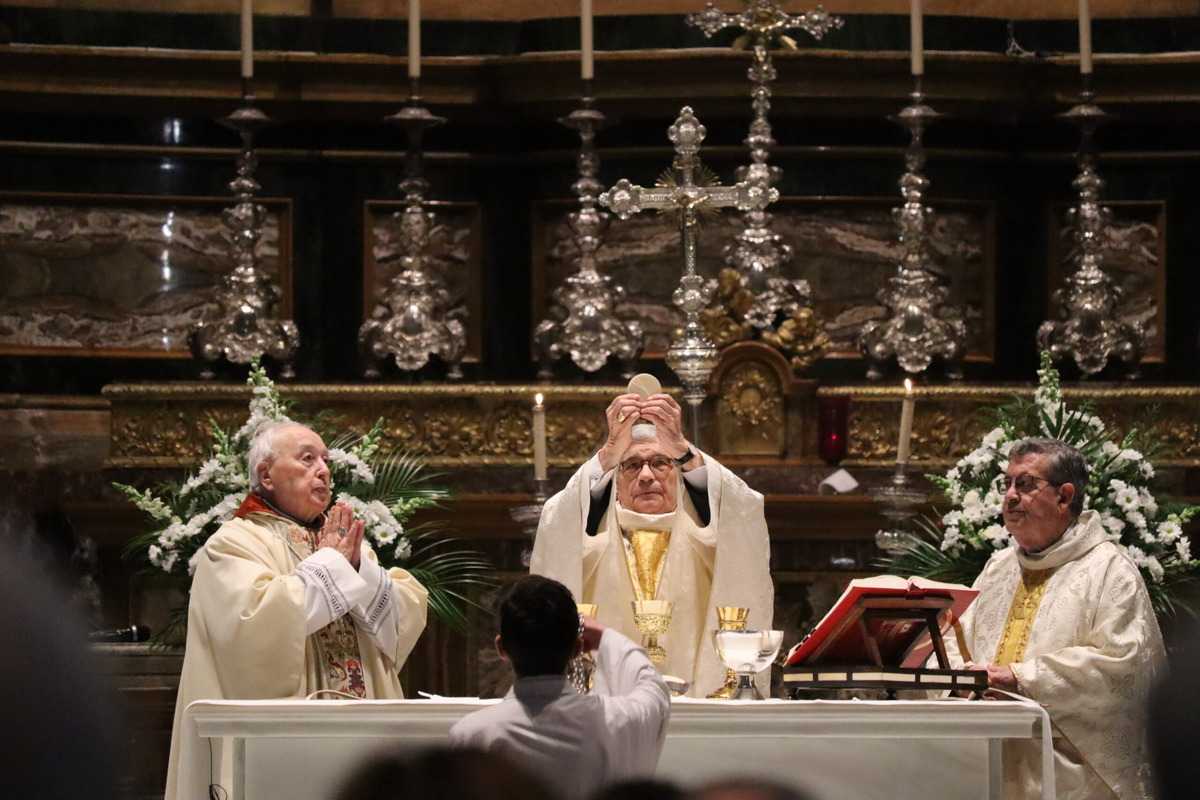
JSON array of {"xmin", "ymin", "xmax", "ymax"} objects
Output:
[{"xmin": 496, "ymin": 574, "xmax": 581, "ymax": 678}]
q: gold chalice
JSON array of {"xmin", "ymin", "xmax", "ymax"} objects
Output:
[
  {"xmin": 632, "ymin": 599, "xmax": 674, "ymax": 667},
  {"xmin": 570, "ymin": 603, "xmax": 598, "ymax": 693},
  {"xmin": 707, "ymin": 606, "xmax": 750, "ymax": 699}
]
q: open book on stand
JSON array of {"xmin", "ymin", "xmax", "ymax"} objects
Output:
[{"xmin": 783, "ymin": 575, "xmax": 986, "ymax": 694}]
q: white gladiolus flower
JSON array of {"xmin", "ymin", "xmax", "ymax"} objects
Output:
[
  {"xmin": 1146, "ymin": 556, "xmax": 1165, "ymax": 582},
  {"xmin": 1138, "ymin": 489, "xmax": 1158, "ymax": 517},
  {"xmin": 1119, "ymin": 448, "xmax": 1144, "ymax": 465},
  {"xmin": 940, "ymin": 526, "xmax": 963, "ymax": 552},
  {"xmin": 1177, "ymin": 538, "xmax": 1192, "ymax": 562}
]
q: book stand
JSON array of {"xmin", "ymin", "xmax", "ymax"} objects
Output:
[{"xmin": 784, "ymin": 594, "xmax": 988, "ymax": 698}]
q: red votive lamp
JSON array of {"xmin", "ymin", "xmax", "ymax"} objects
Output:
[{"xmin": 818, "ymin": 396, "xmax": 849, "ymax": 464}]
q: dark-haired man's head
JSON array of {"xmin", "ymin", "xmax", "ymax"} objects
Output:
[{"xmin": 497, "ymin": 575, "xmax": 581, "ymax": 678}]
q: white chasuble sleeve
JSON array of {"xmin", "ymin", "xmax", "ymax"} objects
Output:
[
  {"xmin": 372, "ymin": 556, "xmax": 429, "ymax": 672},
  {"xmin": 531, "ymin": 461, "xmax": 596, "ymax": 599}
]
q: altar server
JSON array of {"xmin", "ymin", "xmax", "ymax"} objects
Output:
[{"xmin": 449, "ymin": 575, "xmax": 670, "ymax": 800}]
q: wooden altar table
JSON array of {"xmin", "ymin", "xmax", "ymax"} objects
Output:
[{"xmin": 177, "ymin": 697, "xmax": 1054, "ymax": 800}]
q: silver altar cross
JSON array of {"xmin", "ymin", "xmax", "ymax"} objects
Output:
[
  {"xmin": 599, "ymin": 107, "xmax": 777, "ymax": 442},
  {"xmin": 687, "ymin": 0, "xmax": 842, "ymax": 50}
]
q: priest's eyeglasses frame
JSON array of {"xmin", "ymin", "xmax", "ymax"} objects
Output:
[
  {"xmin": 994, "ymin": 473, "xmax": 1063, "ymax": 495},
  {"xmin": 619, "ymin": 456, "xmax": 676, "ymax": 479}
]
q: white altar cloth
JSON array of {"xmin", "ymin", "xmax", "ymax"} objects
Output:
[{"xmin": 177, "ymin": 697, "xmax": 1053, "ymax": 800}]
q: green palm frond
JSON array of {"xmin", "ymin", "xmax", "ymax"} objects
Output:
[
  {"xmin": 403, "ymin": 531, "xmax": 495, "ymax": 634},
  {"xmin": 370, "ymin": 451, "xmax": 449, "ymax": 506}
]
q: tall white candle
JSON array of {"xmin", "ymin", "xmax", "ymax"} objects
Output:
[
  {"xmin": 909, "ymin": 0, "xmax": 924, "ymax": 77},
  {"xmin": 240, "ymin": 0, "xmax": 253, "ymax": 80},
  {"xmin": 896, "ymin": 379, "xmax": 915, "ymax": 464},
  {"xmin": 1078, "ymin": 0, "xmax": 1093, "ymax": 75},
  {"xmin": 534, "ymin": 393, "xmax": 548, "ymax": 481},
  {"xmin": 581, "ymin": 0, "xmax": 594, "ymax": 80},
  {"xmin": 409, "ymin": 0, "xmax": 421, "ymax": 79}
]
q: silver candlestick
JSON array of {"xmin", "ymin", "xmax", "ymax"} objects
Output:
[
  {"xmin": 1037, "ymin": 76, "xmax": 1143, "ymax": 378},
  {"xmin": 190, "ymin": 84, "xmax": 300, "ymax": 379},
  {"xmin": 600, "ymin": 107, "xmax": 776, "ymax": 445},
  {"xmin": 359, "ymin": 78, "xmax": 466, "ymax": 380},
  {"xmin": 535, "ymin": 82, "xmax": 644, "ymax": 378},
  {"xmin": 860, "ymin": 76, "xmax": 966, "ymax": 380}
]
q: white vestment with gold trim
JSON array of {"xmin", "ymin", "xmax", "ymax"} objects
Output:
[
  {"xmin": 945, "ymin": 510, "xmax": 1164, "ymax": 800},
  {"xmin": 530, "ymin": 452, "xmax": 773, "ymax": 697}
]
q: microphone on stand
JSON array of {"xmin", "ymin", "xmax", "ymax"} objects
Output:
[{"xmin": 88, "ymin": 625, "xmax": 151, "ymax": 643}]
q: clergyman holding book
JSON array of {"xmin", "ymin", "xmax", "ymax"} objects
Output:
[
  {"xmin": 530, "ymin": 381, "xmax": 773, "ymax": 697},
  {"xmin": 944, "ymin": 437, "xmax": 1164, "ymax": 800}
]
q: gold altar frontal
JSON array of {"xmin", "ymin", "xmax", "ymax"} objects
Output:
[{"xmin": 102, "ymin": 378, "xmax": 1200, "ymax": 469}]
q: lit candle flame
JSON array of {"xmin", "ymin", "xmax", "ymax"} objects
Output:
[{"xmin": 535, "ymin": 393, "xmax": 544, "ymax": 406}]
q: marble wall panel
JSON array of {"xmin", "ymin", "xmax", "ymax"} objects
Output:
[
  {"xmin": 534, "ymin": 197, "xmax": 993, "ymax": 362},
  {"xmin": 0, "ymin": 193, "xmax": 289, "ymax": 357}
]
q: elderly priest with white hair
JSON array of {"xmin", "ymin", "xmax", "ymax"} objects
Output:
[
  {"xmin": 530, "ymin": 385, "xmax": 773, "ymax": 697},
  {"xmin": 164, "ymin": 421, "xmax": 428, "ymax": 800}
]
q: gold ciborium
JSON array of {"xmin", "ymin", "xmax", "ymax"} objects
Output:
[
  {"xmin": 632, "ymin": 600, "xmax": 674, "ymax": 667},
  {"xmin": 707, "ymin": 606, "xmax": 750, "ymax": 698}
]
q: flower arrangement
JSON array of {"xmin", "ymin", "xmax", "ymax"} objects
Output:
[
  {"xmin": 883, "ymin": 352, "xmax": 1199, "ymax": 617},
  {"xmin": 118, "ymin": 359, "xmax": 492, "ymax": 640}
]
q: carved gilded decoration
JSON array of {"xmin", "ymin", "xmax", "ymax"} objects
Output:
[
  {"xmin": 823, "ymin": 384, "xmax": 1200, "ymax": 467},
  {"xmin": 102, "ymin": 381, "xmax": 1200, "ymax": 469}
]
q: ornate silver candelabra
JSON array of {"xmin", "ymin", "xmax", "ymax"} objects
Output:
[
  {"xmin": 1037, "ymin": 77, "xmax": 1143, "ymax": 378},
  {"xmin": 688, "ymin": 2, "xmax": 840, "ymax": 365},
  {"xmin": 359, "ymin": 79, "xmax": 466, "ymax": 380},
  {"xmin": 534, "ymin": 83, "xmax": 644, "ymax": 378},
  {"xmin": 190, "ymin": 85, "xmax": 300, "ymax": 379},
  {"xmin": 859, "ymin": 77, "xmax": 966, "ymax": 380},
  {"xmin": 600, "ymin": 107, "xmax": 776, "ymax": 444}
]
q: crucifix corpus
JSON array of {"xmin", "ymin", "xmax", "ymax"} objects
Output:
[{"xmin": 599, "ymin": 106, "xmax": 778, "ymax": 446}]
